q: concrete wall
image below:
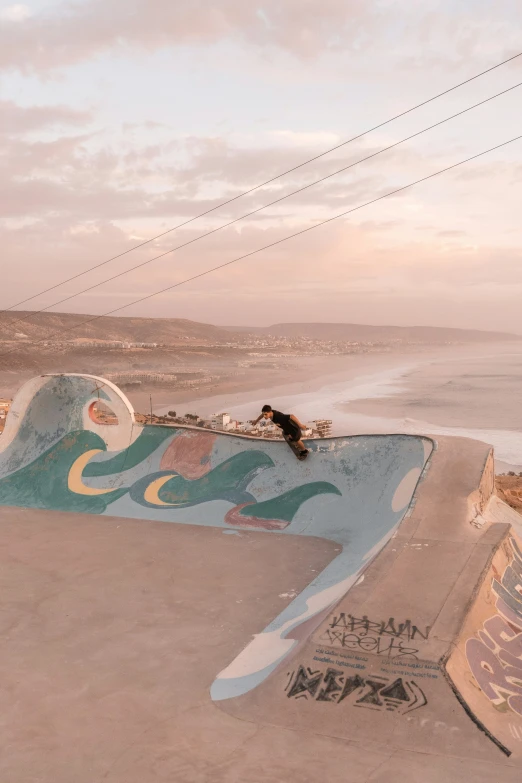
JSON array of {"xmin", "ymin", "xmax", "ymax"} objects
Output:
[{"xmin": 0, "ymin": 373, "xmax": 433, "ymax": 701}]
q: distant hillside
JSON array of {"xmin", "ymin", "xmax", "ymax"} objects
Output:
[
  {"xmin": 1, "ymin": 312, "xmax": 519, "ymax": 347},
  {"xmin": 0, "ymin": 312, "xmax": 235, "ymax": 344},
  {"xmin": 225, "ymin": 323, "xmax": 520, "ymax": 343}
]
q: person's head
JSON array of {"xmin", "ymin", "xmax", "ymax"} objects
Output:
[{"xmin": 261, "ymin": 404, "xmax": 273, "ymax": 420}]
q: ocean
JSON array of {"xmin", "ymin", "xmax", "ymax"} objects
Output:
[{"xmin": 157, "ymin": 341, "xmax": 522, "ymax": 472}]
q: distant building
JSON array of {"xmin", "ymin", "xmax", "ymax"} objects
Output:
[
  {"xmin": 312, "ymin": 420, "xmax": 333, "ymax": 438},
  {"xmin": 210, "ymin": 412, "xmax": 231, "ymax": 430},
  {"xmin": 105, "ymin": 372, "xmax": 211, "ymax": 388},
  {"xmin": 152, "ymin": 407, "xmax": 331, "ymax": 441}
]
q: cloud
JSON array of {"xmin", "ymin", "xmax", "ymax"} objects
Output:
[
  {"xmin": 1, "ymin": 0, "xmax": 519, "ymax": 76},
  {"xmin": 0, "ymin": 0, "xmax": 380, "ymax": 71},
  {"xmin": 269, "ymin": 130, "xmax": 342, "ymax": 148},
  {"xmin": 1, "ymin": 120, "xmax": 424, "ymax": 223},
  {"xmin": 3, "ymin": 214, "xmax": 522, "ymax": 333},
  {"xmin": 0, "ymin": 100, "xmax": 92, "ymax": 135},
  {"xmin": 0, "ymin": 4, "xmax": 31, "ymax": 22}
]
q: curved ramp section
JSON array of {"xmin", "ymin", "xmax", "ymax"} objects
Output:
[
  {"xmin": 214, "ymin": 436, "xmax": 522, "ymax": 765},
  {"xmin": 447, "ymin": 527, "xmax": 522, "ymax": 759},
  {"xmin": 0, "ymin": 373, "xmax": 433, "ymax": 700},
  {"xmin": 0, "ymin": 373, "xmax": 136, "ymax": 480}
]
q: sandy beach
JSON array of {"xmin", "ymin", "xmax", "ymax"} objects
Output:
[
  {"xmin": 151, "ymin": 341, "xmax": 522, "ymax": 472},
  {"xmin": 130, "ymin": 350, "xmax": 421, "ymax": 415},
  {"xmin": 3, "ymin": 340, "xmax": 521, "ymax": 471}
]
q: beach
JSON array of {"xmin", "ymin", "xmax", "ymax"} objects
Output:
[
  {"xmin": 151, "ymin": 341, "xmax": 522, "ymax": 472},
  {"xmin": 130, "ymin": 350, "xmax": 420, "ymax": 415}
]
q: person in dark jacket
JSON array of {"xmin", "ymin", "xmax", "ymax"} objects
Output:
[{"xmin": 252, "ymin": 404, "xmax": 308, "ymax": 458}]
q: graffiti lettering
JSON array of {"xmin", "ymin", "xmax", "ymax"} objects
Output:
[
  {"xmin": 315, "ymin": 646, "xmax": 368, "ymax": 662},
  {"xmin": 285, "ymin": 667, "xmax": 427, "ymax": 714},
  {"xmin": 319, "ymin": 629, "xmax": 419, "ymax": 659},
  {"xmin": 285, "ymin": 666, "xmax": 323, "ymax": 700},
  {"xmin": 319, "ymin": 614, "xmax": 430, "ymax": 660},
  {"xmin": 466, "ymin": 537, "xmax": 522, "ymax": 717},
  {"xmin": 381, "ymin": 666, "xmax": 439, "ymax": 679},
  {"xmin": 313, "ymin": 654, "xmax": 366, "ymax": 671},
  {"xmin": 327, "ymin": 614, "xmax": 431, "ymax": 641}
]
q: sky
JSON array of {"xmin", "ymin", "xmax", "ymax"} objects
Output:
[{"xmin": 1, "ymin": 0, "xmax": 521, "ymax": 331}]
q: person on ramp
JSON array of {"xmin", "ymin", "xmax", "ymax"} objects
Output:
[{"xmin": 252, "ymin": 405, "xmax": 309, "ymax": 459}]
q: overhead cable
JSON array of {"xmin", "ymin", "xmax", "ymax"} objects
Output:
[
  {"xmin": 0, "ymin": 133, "xmax": 520, "ymax": 359},
  {"xmin": 1, "ymin": 49, "xmax": 521, "ymax": 316},
  {"xmin": 3, "ymin": 79, "xmax": 521, "ymax": 335}
]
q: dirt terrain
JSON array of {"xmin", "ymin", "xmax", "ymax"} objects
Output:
[
  {"xmin": 495, "ymin": 474, "xmax": 522, "ymax": 512},
  {"xmin": 0, "ymin": 311, "xmax": 237, "ymax": 344}
]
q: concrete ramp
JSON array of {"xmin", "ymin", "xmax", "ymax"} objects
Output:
[
  {"xmin": 447, "ymin": 511, "xmax": 522, "ymax": 759},
  {"xmin": 2, "ymin": 373, "xmax": 522, "ymax": 772},
  {"xmin": 0, "ymin": 373, "xmax": 433, "ymax": 702},
  {"xmin": 217, "ymin": 437, "xmax": 522, "ymax": 765}
]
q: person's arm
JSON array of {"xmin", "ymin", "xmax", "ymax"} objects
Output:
[
  {"xmin": 290, "ymin": 414, "xmax": 306, "ymax": 429},
  {"xmin": 251, "ymin": 414, "xmax": 262, "ymax": 426}
]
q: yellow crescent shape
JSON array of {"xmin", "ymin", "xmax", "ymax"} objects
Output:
[
  {"xmin": 68, "ymin": 450, "xmax": 115, "ymax": 496},
  {"xmin": 144, "ymin": 474, "xmax": 182, "ymax": 506}
]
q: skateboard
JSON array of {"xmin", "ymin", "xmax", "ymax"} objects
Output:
[{"xmin": 284, "ymin": 433, "xmax": 309, "ymax": 461}]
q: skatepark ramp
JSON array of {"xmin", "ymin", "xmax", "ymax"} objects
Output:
[{"xmin": 1, "ymin": 373, "xmax": 522, "ymax": 767}]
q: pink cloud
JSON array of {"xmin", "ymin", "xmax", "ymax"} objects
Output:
[
  {"xmin": 1, "ymin": 120, "xmax": 417, "ymax": 221},
  {"xmin": 0, "ymin": 0, "xmax": 379, "ymax": 71},
  {"xmin": 0, "ymin": 0, "xmax": 519, "ymax": 75},
  {"xmin": 0, "ymin": 100, "xmax": 92, "ymax": 134}
]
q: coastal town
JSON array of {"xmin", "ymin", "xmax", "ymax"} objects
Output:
[
  {"xmin": 0, "ymin": 396, "xmax": 332, "ymax": 441},
  {"xmin": 134, "ymin": 409, "xmax": 333, "ymax": 439}
]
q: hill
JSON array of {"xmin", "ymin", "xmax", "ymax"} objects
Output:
[
  {"xmin": 0, "ymin": 312, "xmax": 518, "ymax": 347},
  {"xmin": 0, "ymin": 312, "xmax": 236, "ymax": 345},
  {"xmin": 224, "ymin": 322, "xmax": 520, "ymax": 343}
]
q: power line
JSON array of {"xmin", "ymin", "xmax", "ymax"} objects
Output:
[
  {"xmin": 1, "ymin": 49, "xmax": 521, "ymax": 316},
  {"xmin": 1, "ymin": 133, "xmax": 520, "ymax": 360},
  {"xmin": 3, "ymin": 80, "xmax": 521, "ymax": 335}
]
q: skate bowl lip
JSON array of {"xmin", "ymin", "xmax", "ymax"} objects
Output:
[
  {"xmin": 125, "ymin": 417, "xmax": 438, "ymax": 449},
  {"xmin": 0, "ymin": 373, "xmax": 438, "ymax": 705},
  {"xmin": 1, "ymin": 371, "xmax": 437, "ymax": 447}
]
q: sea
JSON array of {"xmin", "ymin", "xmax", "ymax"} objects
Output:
[{"xmin": 158, "ymin": 342, "xmax": 522, "ymax": 473}]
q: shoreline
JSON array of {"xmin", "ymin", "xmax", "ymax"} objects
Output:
[
  {"xmin": 143, "ymin": 341, "xmax": 522, "ymax": 472},
  {"xmin": 131, "ymin": 350, "xmax": 423, "ymax": 416},
  {"xmin": 3, "ymin": 341, "xmax": 521, "ymax": 473}
]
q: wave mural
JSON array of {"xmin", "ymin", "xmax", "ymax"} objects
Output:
[{"xmin": 0, "ymin": 373, "xmax": 433, "ymax": 701}]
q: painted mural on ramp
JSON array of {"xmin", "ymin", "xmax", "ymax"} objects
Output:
[
  {"xmin": 0, "ymin": 374, "xmax": 433, "ymax": 700},
  {"xmin": 447, "ymin": 531, "xmax": 522, "ymax": 757}
]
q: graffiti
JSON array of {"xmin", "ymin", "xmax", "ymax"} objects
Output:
[
  {"xmin": 319, "ymin": 631, "xmax": 419, "ymax": 659},
  {"xmin": 380, "ymin": 664, "xmax": 439, "ymax": 679},
  {"xmin": 327, "ymin": 613, "xmax": 431, "ymax": 640},
  {"xmin": 314, "ymin": 647, "xmax": 367, "ymax": 671},
  {"xmin": 0, "ymin": 373, "xmax": 434, "ymax": 704},
  {"xmin": 466, "ymin": 537, "xmax": 522, "ymax": 717},
  {"xmin": 285, "ymin": 666, "xmax": 427, "ymax": 714},
  {"xmin": 319, "ymin": 614, "xmax": 430, "ymax": 660}
]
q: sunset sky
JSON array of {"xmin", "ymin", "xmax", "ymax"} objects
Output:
[{"xmin": 1, "ymin": 0, "xmax": 521, "ymax": 330}]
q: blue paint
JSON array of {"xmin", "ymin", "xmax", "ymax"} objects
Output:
[{"xmin": 0, "ymin": 373, "xmax": 434, "ymax": 703}]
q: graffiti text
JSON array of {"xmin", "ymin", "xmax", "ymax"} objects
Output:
[{"xmin": 285, "ymin": 666, "xmax": 427, "ymax": 714}]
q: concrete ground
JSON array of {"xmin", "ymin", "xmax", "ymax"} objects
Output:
[{"xmin": 1, "ymin": 505, "xmax": 520, "ymax": 783}]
